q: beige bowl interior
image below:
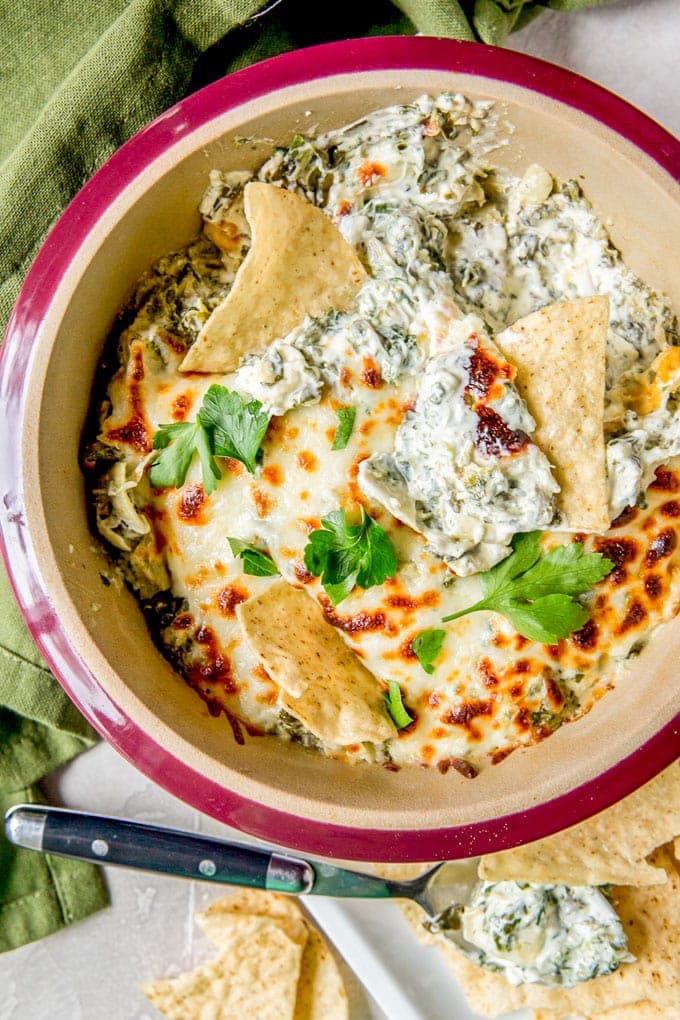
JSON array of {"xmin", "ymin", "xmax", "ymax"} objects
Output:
[{"xmin": 22, "ymin": 68, "xmax": 680, "ymax": 846}]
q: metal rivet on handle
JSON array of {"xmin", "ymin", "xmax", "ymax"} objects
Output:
[{"xmin": 198, "ymin": 859, "xmax": 217, "ymax": 877}]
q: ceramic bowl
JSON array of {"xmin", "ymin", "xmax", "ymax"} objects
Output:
[{"xmin": 1, "ymin": 37, "xmax": 678, "ymax": 861}]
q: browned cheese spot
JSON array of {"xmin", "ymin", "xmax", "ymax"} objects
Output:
[
  {"xmin": 617, "ymin": 599, "xmax": 648, "ymax": 635},
  {"xmin": 360, "ymin": 357, "xmax": 384, "ymax": 390},
  {"xmin": 437, "ymin": 757, "xmax": 479, "ymax": 779},
  {"xmin": 178, "ymin": 483, "xmax": 206, "ymax": 524},
  {"xmin": 171, "ymin": 392, "xmax": 194, "ymax": 421},
  {"xmin": 261, "ymin": 464, "xmax": 283, "ymax": 486},
  {"xmin": 252, "ymin": 487, "xmax": 272, "ymax": 518},
  {"xmin": 296, "ymin": 450, "xmax": 318, "ymax": 472},
  {"xmin": 644, "ymin": 527, "xmax": 677, "ymax": 566},
  {"xmin": 217, "ymin": 585, "xmax": 249, "ymax": 617}
]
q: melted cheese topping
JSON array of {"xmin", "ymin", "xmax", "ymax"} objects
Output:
[{"xmin": 84, "ymin": 94, "xmax": 680, "ymax": 771}]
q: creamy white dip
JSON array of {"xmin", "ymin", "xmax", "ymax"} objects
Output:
[{"xmin": 444, "ymin": 880, "xmax": 634, "ymax": 988}]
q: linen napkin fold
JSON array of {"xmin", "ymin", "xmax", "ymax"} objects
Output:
[
  {"xmin": 0, "ymin": 570, "xmax": 108, "ymax": 952},
  {"xmin": 0, "ymin": 0, "xmax": 616, "ymax": 952}
]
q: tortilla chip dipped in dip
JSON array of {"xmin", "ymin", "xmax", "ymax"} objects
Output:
[
  {"xmin": 236, "ymin": 580, "xmax": 395, "ymax": 746},
  {"xmin": 179, "ymin": 182, "xmax": 366, "ymax": 373},
  {"xmin": 432, "ymin": 845, "xmax": 680, "ymax": 1017},
  {"xmin": 496, "ymin": 296, "xmax": 610, "ymax": 533}
]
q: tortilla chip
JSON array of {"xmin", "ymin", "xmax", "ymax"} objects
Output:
[
  {"xmin": 531, "ymin": 1002, "xmax": 680, "ymax": 1019},
  {"xmin": 373, "ymin": 862, "xmax": 435, "ymax": 882},
  {"xmin": 236, "ymin": 580, "xmax": 394, "ymax": 745},
  {"xmin": 479, "ymin": 760, "xmax": 680, "ymax": 887},
  {"xmin": 180, "ymin": 182, "xmax": 366, "ymax": 373},
  {"xmin": 293, "ymin": 924, "xmax": 349, "ymax": 1020},
  {"xmin": 197, "ymin": 887, "xmax": 304, "ymax": 929},
  {"xmin": 496, "ymin": 296, "xmax": 609, "ymax": 532},
  {"xmin": 142, "ymin": 914, "xmax": 303, "ymax": 1020},
  {"xmin": 401, "ymin": 845, "xmax": 680, "ymax": 1018},
  {"xmin": 588, "ymin": 1004, "xmax": 680, "ymax": 1020},
  {"xmin": 196, "ymin": 891, "xmax": 348, "ymax": 1020},
  {"xmin": 197, "ymin": 894, "xmax": 308, "ymax": 949}
]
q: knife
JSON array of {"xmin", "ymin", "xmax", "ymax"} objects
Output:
[{"xmin": 3, "ymin": 803, "xmax": 395, "ymax": 898}]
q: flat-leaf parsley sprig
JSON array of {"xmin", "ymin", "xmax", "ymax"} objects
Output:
[
  {"xmin": 149, "ymin": 385, "xmax": 270, "ymax": 494},
  {"xmin": 412, "ymin": 629, "xmax": 446, "ymax": 675},
  {"xmin": 199, "ymin": 386, "xmax": 269, "ymax": 473},
  {"xmin": 442, "ymin": 532, "xmax": 614, "ymax": 644},
  {"xmin": 303, "ymin": 506, "xmax": 398, "ymax": 605},
  {"xmin": 228, "ymin": 538, "xmax": 280, "ymax": 577},
  {"xmin": 149, "ymin": 420, "xmax": 220, "ymax": 494}
]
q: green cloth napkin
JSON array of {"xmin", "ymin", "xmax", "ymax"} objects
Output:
[
  {"xmin": 0, "ymin": 0, "xmax": 616, "ymax": 953},
  {"xmin": 0, "ymin": 570, "xmax": 109, "ymax": 952}
]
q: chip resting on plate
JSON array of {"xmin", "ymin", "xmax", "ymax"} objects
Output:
[
  {"xmin": 196, "ymin": 887, "xmax": 309, "ymax": 945},
  {"xmin": 496, "ymin": 295, "xmax": 610, "ymax": 532},
  {"xmin": 196, "ymin": 890, "xmax": 349, "ymax": 1020},
  {"xmin": 479, "ymin": 758, "xmax": 680, "ymax": 887},
  {"xmin": 141, "ymin": 913, "xmax": 304, "ymax": 1020},
  {"xmin": 236, "ymin": 580, "xmax": 395, "ymax": 745},
  {"xmin": 143, "ymin": 889, "xmax": 348, "ymax": 1020},
  {"xmin": 400, "ymin": 842, "xmax": 680, "ymax": 1016},
  {"xmin": 179, "ymin": 181, "xmax": 366, "ymax": 373}
]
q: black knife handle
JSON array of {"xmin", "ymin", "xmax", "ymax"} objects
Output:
[{"xmin": 4, "ymin": 805, "xmax": 315, "ymax": 893}]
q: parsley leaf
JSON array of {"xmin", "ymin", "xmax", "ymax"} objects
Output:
[
  {"xmin": 149, "ymin": 386, "xmax": 270, "ymax": 493},
  {"xmin": 303, "ymin": 506, "xmax": 398, "ymax": 605},
  {"xmin": 384, "ymin": 680, "xmax": 413, "ymax": 729},
  {"xmin": 198, "ymin": 385, "xmax": 270, "ymax": 474},
  {"xmin": 331, "ymin": 406, "xmax": 356, "ymax": 451},
  {"xmin": 412, "ymin": 629, "xmax": 446, "ymax": 675},
  {"xmin": 228, "ymin": 538, "xmax": 280, "ymax": 577},
  {"xmin": 149, "ymin": 422, "xmax": 221, "ymax": 494},
  {"xmin": 442, "ymin": 532, "xmax": 614, "ymax": 644}
]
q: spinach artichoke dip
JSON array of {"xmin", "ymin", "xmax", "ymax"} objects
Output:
[
  {"xmin": 83, "ymin": 93, "xmax": 680, "ymax": 774},
  {"xmin": 431, "ymin": 880, "xmax": 633, "ymax": 989}
]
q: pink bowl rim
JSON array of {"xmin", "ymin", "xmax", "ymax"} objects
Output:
[{"xmin": 1, "ymin": 36, "xmax": 678, "ymax": 861}]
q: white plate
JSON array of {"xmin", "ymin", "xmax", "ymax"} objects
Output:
[{"xmin": 305, "ymin": 896, "xmax": 530, "ymax": 1020}]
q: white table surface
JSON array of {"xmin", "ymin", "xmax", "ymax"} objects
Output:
[{"xmin": 2, "ymin": 3, "xmax": 678, "ymax": 1018}]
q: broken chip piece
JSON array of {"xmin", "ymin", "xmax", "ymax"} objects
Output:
[
  {"xmin": 142, "ymin": 889, "xmax": 348, "ymax": 1020},
  {"xmin": 196, "ymin": 890, "xmax": 349, "ymax": 1020},
  {"xmin": 142, "ymin": 913, "xmax": 303, "ymax": 1020}
]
